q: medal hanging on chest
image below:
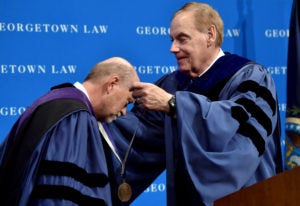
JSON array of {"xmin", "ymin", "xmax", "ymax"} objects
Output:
[
  {"xmin": 117, "ymin": 122, "xmax": 139, "ymax": 203},
  {"xmin": 118, "ymin": 179, "xmax": 132, "ymax": 202}
]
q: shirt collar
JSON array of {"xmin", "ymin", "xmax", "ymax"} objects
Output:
[
  {"xmin": 199, "ymin": 48, "xmax": 225, "ymax": 77},
  {"xmin": 73, "ymin": 81, "xmax": 90, "ymax": 100}
]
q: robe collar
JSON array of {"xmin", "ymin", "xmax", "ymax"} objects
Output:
[{"xmin": 175, "ymin": 53, "xmax": 251, "ymax": 95}]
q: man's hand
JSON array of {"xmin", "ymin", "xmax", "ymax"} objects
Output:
[{"xmin": 131, "ymin": 82, "xmax": 173, "ymax": 113}]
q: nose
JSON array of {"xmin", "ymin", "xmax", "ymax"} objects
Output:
[{"xmin": 170, "ymin": 41, "xmax": 180, "ymax": 53}]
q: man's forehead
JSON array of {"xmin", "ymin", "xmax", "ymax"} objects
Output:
[{"xmin": 171, "ymin": 13, "xmax": 194, "ymax": 30}]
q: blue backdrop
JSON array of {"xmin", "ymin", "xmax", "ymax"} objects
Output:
[{"xmin": 0, "ymin": 0, "xmax": 292, "ymax": 205}]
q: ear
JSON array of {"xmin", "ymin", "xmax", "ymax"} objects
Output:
[
  {"xmin": 106, "ymin": 76, "xmax": 120, "ymax": 94},
  {"xmin": 207, "ymin": 25, "xmax": 217, "ymax": 47}
]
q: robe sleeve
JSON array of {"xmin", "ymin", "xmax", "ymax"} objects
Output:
[
  {"xmin": 22, "ymin": 111, "xmax": 112, "ymax": 206},
  {"xmin": 174, "ymin": 64, "xmax": 280, "ymax": 204}
]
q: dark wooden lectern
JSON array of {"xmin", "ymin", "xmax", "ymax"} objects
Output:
[{"xmin": 214, "ymin": 167, "xmax": 300, "ymax": 206}]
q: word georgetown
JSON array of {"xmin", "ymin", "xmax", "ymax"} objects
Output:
[
  {"xmin": 0, "ymin": 64, "xmax": 77, "ymax": 74},
  {"xmin": 0, "ymin": 22, "xmax": 108, "ymax": 34}
]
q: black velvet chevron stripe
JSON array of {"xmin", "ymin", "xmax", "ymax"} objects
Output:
[
  {"xmin": 237, "ymin": 80, "xmax": 276, "ymax": 115},
  {"xmin": 237, "ymin": 123, "xmax": 265, "ymax": 156},
  {"xmin": 38, "ymin": 160, "xmax": 108, "ymax": 188},
  {"xmin": 231, "ymin": 106, "xmax": 265, "ymax": 156},
  {"xmin": 31, "ymin": 184, "xmax": 106, "ymax": 205},
  {"xmin": 231, "ymin": 106, "xmax": 249, "ymax": 122},
  {"xmin": 235, "ymin": 98, "xmax": 272, "ymax": 136}
]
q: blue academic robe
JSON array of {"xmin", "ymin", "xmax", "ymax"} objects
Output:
[
  {"xmin": 108, "ymin": 54, "xmax": 282, "ymax": 206},
  {"xmin": 0, "ymin": 85, "xmax": 118, "ymax": 206}
]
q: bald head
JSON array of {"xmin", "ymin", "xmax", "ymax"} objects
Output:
[
  {"xmin": 84, "ymin": 57, "xmax": 139, "ymax": 84},
  {"xmin": 82, "ymin": 57, "xmax": 139, "ymax": 122},
  {"xmin": 102, "ymin": 57, "xmax": 133, "ymax": 68}
]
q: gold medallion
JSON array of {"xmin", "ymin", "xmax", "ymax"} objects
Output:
[{"xmin": 118, "ymin": 181, "xmax": 132, "ymax": 202}]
